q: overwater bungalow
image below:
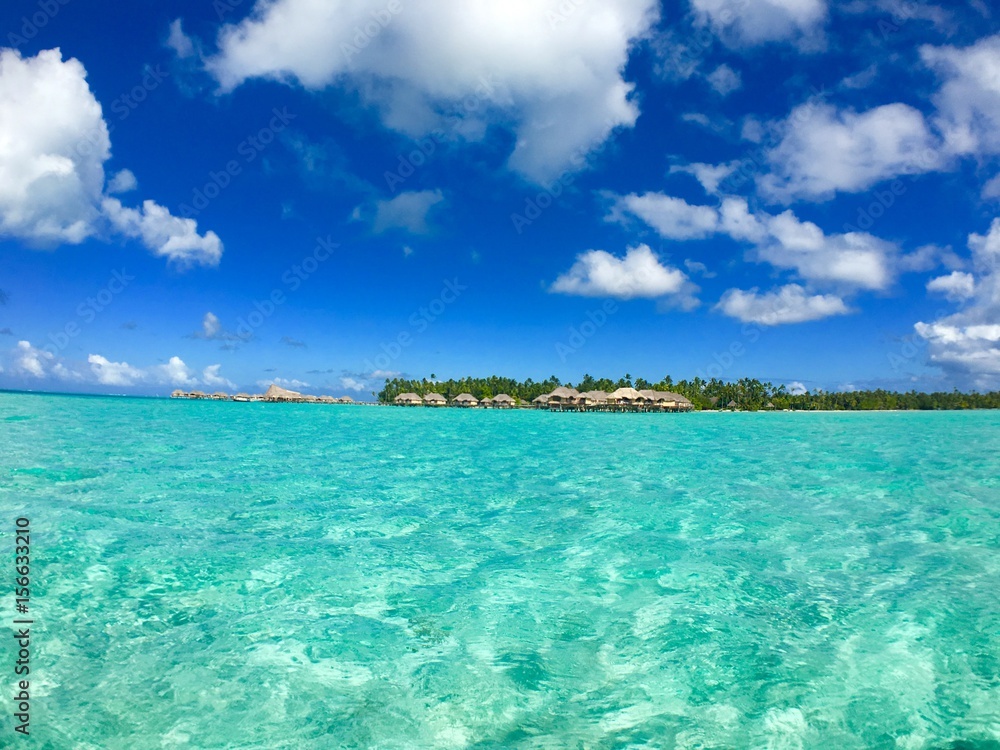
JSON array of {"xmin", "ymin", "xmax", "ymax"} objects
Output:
[
  {"xmin": 211, "ymin": 392, "xmax": 230, "ymax": 401},
  {"xmin": 578, "ymin": 390, "xmax": 609, "ymax": 408},
  {"xmin": 547, "ymin": 386, "xmax": 580, "ymax": 410},
  {"xmin": 662, "ymin": 392, "xmax": 695, "ymax": 411},
  {"xmin": 394, "ymin": 392, "xmax": 423, "ymax": 406},
  {"xmin": 317, "ymin": 395, "xmax": 337, "ymax": 404},
  {"xmin": 453, "ymin": 393, "xmax": 479, "ymax": 407},
  {"xmin": 339, "ymin": 396, "xmax": 355, "ymax": 404},
  {"xmin": 188, "ymin": 390, "xmax": 208, "ymax": 400},
  {"xmin": 532, "ymin": 394, "xmax": 549, "ymax": 407},
  {"xmin": 479, "ymin": 396, "xmax": 493, "ymax": 407},
  {"xmin": 423, "ymin": 393, "xmax": 447, "ymax": 407},
  {"xmin": 170, "ymin": 389, "xmax": 185, "ymax": 399},
  {"xmin": 608, "ymin": 387, "xmax": 646, "ymax": 410},
  {"xmin": 263, "ymin": 384, "xmax": 305, "ymax": 402},
  {"xmin": 492, "ymin": 394, "xmax": 516, "ymax": 408}
]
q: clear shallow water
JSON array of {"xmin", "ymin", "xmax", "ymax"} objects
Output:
[{"xmin": 1, "ymin": 393, "xmax": 999, "ymax": 749}]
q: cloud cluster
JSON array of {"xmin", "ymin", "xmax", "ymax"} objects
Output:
[
  {"xmin": 716, "ymin": 284, "xmax": 850, "ymax": 325},
  {"xmin": 916, "ymin": 219, "xmax": 1000, "ymax": 385},
  {"xmin": 5, "ymin": 340, "xmax": 233, "ymax": 390},
  {"xmin": 203, "ymin": 0, "xmax": 659, "ymax": 182},
  {"xmin": 0, "ymin": 48, "xmax": 221, "ymax": 266}
]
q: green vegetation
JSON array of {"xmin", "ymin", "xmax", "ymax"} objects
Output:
[{"xmin": 377, "ymin": 375, "xmax": 1000, "ymax": 410}]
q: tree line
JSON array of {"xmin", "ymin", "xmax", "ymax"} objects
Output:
[{"xmin": 376, "ymin": 375, "xmax": 1000, "ymax": 410}]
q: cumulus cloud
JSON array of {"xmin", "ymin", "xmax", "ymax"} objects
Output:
[
  {"xmin": 550, "ymin": 244, "xmax": 696, "ymax": 306},
  {"xmin": 922, "ymin": 34, "xmax": 1000, "ymax": 158},
  {"xmin": 102, "ymin": 198, "xmax": 222, "ymax": 267},
  {"xmin": 787, "ymin": 381, "xmax": 808, "ymax": 395},
  {"xmin": 203, "ymin": 0, "xmax": 659, "ymax": 182},
  {"xmin": 669, "ymin": 162, "xmax": 739, "ymax": 195},
  {"xmin": 256, "ymin": 377, "xmax": 309, "ymax": 390},
  {"xmin": 691, "ymin": 0, "xmax": 828, "ymax": 47},
  {"xmin": 0, "ymin": 48, "xmax": 221, "ymax": 265},
  {"xmin": 760, "ymin": 102, "xmax": 942, "ymax": 202},
  {"xmin": 12, "ymin": 340, "xmax": 53, "ymax": 378},
  {"xmin": 706, "ymin": 64, "xmax": 742, "ymax": 95},
  {"xmin": 364, "ymin": 190, "xmax": 445, "ymax": 234},
  {"xmin": 611, "ymin": 193, "xmax": 901, "ymax": 292},
  {"xmin": 608, "ymin": 193, "xmax": 719, "ymax": 239},
  {"xmin": 916, "ymin": 218, "xmax": 1000, "ymax": 385},
  {"xmin": 88, "ymin": 354, "xmax": 144, "ymax": 386},
  {"xmin": 202, "ymin": 364, "xmax": 236, "ymax": 390},
  {"xmin": 166, "ymin": 19, "xmax": 197, "ymax": 59},
  {"xmin": 716, "ymin": 284, "xmax": 851, "ymax": 324},
  {"xmin": 927, "ymin": 271, "xmax": 975, "ymax": 302},
  {"xmin": 106, "ymin": 169, "xmax": 138, "ymax": 195}
]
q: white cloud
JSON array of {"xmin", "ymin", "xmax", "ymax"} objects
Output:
[
  {"xmin": 102, "ymin": 198, "xmax": 222, "ymax": 267},
  {"xmin": 923, "ymin": 34, "xmax": 1000, "ymax": 157},
  {"xmin": 203, "ymin": 312, "xmax": 222, "ymax": 338},
  {"xmin": 916, "ymin": 218, "xmax": 1000, "ymax": 385},
  {"xmin": 927, "ymin": 271, "xmax": 975, "ymax": 302},
  {"xmin": 340, "ymin": 376, "xmax": 368, "ymax": 392},
  {"xmin": 202, "ymin": 364, "xmax": 236, "ymax": 390},
  {"xmin": 760, "ymin": 102, "xmax": 942, "ymax": 202},
  {"xmin": 608, "ymin": 193, "xmax": 719, "ymax": 239},
  {"xmin": 88, "ymin": 354, "xmax": 144, "ymax": 386},
  {"xmin": 612, "ymin": 193, "xmax": 900, "ymax": 292},
  {"xmin": 669, "ymin": 161, "xmax": 738, "ymax": 195},
  {"xmin": 716, "ymin": 284, "xmax": 850, "ymax": 325},
  {"xmin": 0, "ymin": 48, "xmax": 222, "ymax": 265},
  {"xmin": 691, "ymin": 0, "xmax": 828, "ymax": 47},
  {"xmin": 256, "ymin": 377, "xmax": 310, "ymax": 390},
  {"xmin": 706, "ymin": 64, "xmax": 742, "ymax": 95},
  {"xmin": 787, "ymin": 381, "xmax": 808, "ymax": 395},
  {"xmin": 367, "ymin": 190, "xmax": 445, "ymax": 234},
  {"xmin": 12, "ymin": 340, "xmax": 54, "ymax": 378},
  {"xmin": 166, "ymin": 19, "xmax": 197, "ymax": 59},
  {"xmin": 204, "ymin": 0, "xmax": 659, "ymax": 182},
  {"xmin": 106, "ymin": 169, "xmax": 138, "ymax": 194},
  {"xmin": 151, "ymin": 356, "xmax": 199, "ymax": 387},
  {"xmin": 550, "ymin": 244, "xmax": 695, "ymax": 304},
  {"xmin": 0, "ymin": 48, "xmax": 107, "ymax": 244}
]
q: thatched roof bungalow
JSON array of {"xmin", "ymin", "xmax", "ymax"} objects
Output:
[
  {"xmin": 492, "ymin": 394, "xmax": 516, "ymax": 408},
  {"xmin": 532, "ymin": 394, "xmax": 549, "ymax": 407},
  {"xmin": 547, "ymin": 386, "xmax": 579, "ymax": 406},
  {"xmin": 578, "ymin": 390, "xmax": 609, "ymax": 406},
  {"xmin": 188, "ymin": 390, "xmax": 208, "ymax": 400},
  {"xmin": 394, "ymin": 392, "xmax": 423, "ymax": 406},
  {"xmin": 263, "ymin": 384, "xmax": 305, "ymax": 402},
  {"xmin": 317, "ymin": 395, "xmax": 337, "ymax": 404},
  {"xmin": 339, "ymin": 396, "xmax": 355, "ymax": 404},
  {"xmin": 170, "ymin": 389, "xmax": 185, "ymax": 399},
  {"xmin": 211, "ymin": 392, "xmax": 230, "ymax": 401},
  {"xmin": 423, "ymin": 393, "xmax": 447, "ymax": 406},
  {"xmin": 453, "ymin": 393, "xmax": 479, "ymax": 407},
  {"xmin": 608, "ymin": 387, "xmax": 646, "ymax": 405}
]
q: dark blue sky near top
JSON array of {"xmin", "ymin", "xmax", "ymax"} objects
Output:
[{"xmin": 1, "ymin": 0, "xmax": 999, "ymax": 397}]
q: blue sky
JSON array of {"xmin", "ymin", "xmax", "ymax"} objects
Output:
[{"xmin": 2, "ymin": 0, "xmax": 1000, "ymax": 398}]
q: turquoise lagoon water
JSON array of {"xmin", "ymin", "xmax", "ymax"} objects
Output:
[{"xmin": 1, "ymin": 392, "xmax": 1000, "ymax": 749}]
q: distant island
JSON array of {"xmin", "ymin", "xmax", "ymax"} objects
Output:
[
  {"xmin": 167, "ymin": 378, "xmax": 1000, "ymax": 411},
  {"xmin": 377, "ymin": 375, "xmax": 1000, "ymax": 411}
]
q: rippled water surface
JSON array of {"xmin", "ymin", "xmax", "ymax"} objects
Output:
[{"xmin": 2, "ymin": 392, "xmax": 999, "ymax": 748}]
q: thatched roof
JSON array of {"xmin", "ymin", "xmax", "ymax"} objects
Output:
[
  {"xmin": 263, "ymin": 383, "xmax": 303, "ymax": 401},
  {"xmin": 234, "ymin": 392, "xmax": 252, "ymax": 399},
  {"xmin": 395, "ymin": 392, "xmax": 422, "ymax": 403},
  {"xmin": 639, "ymin": 390, "xmax": 670, "ymax": 401},
  {"xmin": 318, "ymin": 395, "xmax": 337, "ymax": 403},
  {"xmin": 609, "ymin": 387, "xmax": 645, "ymax": 401},
  {"xmin": 728, "ymin": 400, "xmax": 738, "ymax": 408},
  {"xmin": 766, "ymin": 402, "xmax": 776, "ymax": 409},
  {"xmin": 579, "ymin": 390, "xmax": 609, "ymax": 402},
  {"xmin": 212, "ymin": 392, "xmax": 230, "ymax": 399},
  {"xmin": 492, "ymin": 394, "xmax": 515, "ymax": 403},
  {"xmin": 423, "ymin": 393, "xmax": 446, "ymax": 403},
  {"xmin": 532, "ymin": 394, "xmax": 549, "ymax": 403},
  {"xmin": 339, "ymin": 396, "xmax": 355, "ymax": 403},
  {"xmin": 548, "ymin": 386, "xmax": 580, "ymax": 401},
  {"xmin": 170, "ymin": 389, "xmax": 185, "ymax": 398},
  {"xmin": 189, "ymin": 390, "xmax": 208, "ymax": 398},
  {"xmin": 454, "ymin": 393, "xmax": 478, "ymax": 404}
]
